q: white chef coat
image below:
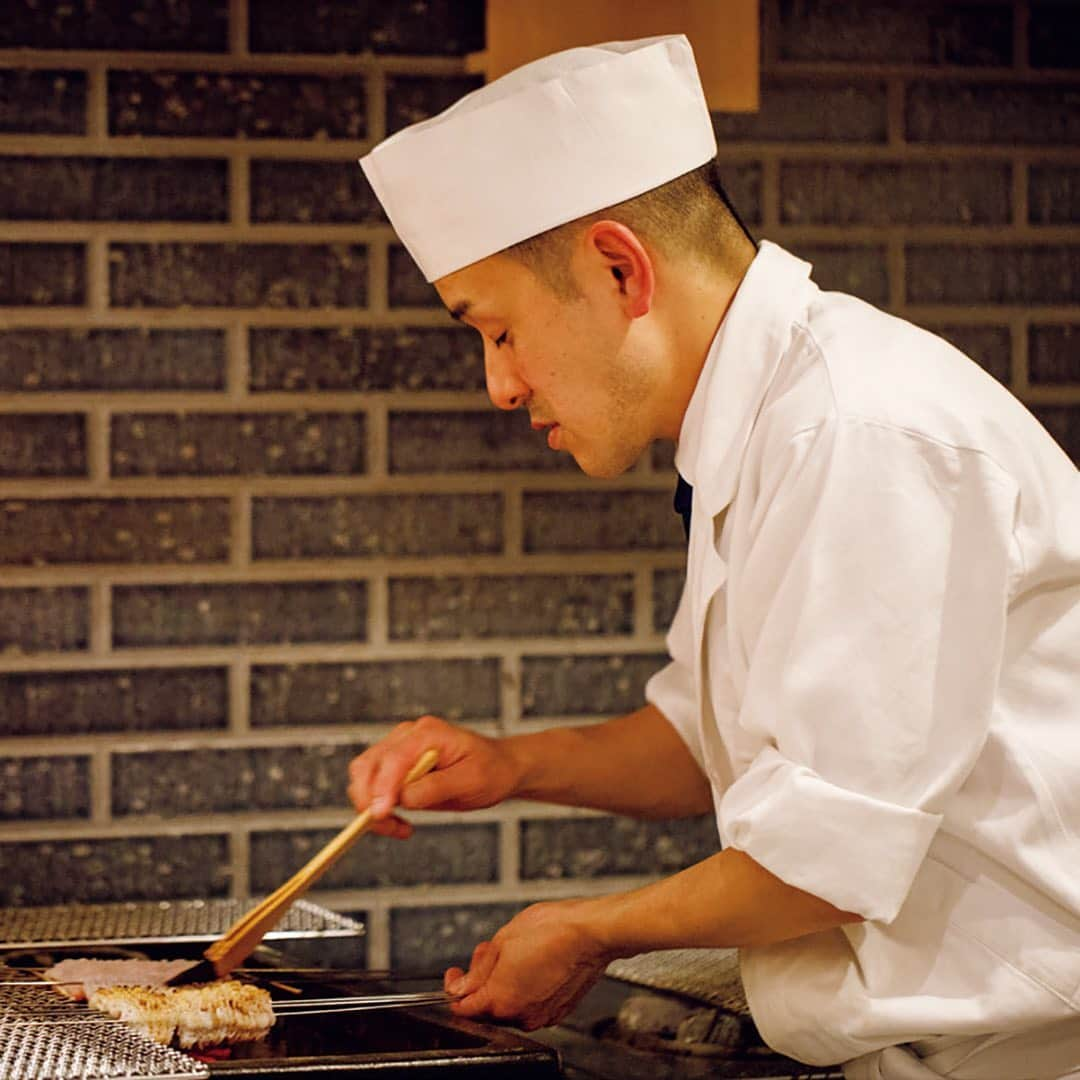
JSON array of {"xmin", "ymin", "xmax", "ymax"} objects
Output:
[{"xmin": 645, "ymin": 241, "xmax": 1080, "ymax": 1070}]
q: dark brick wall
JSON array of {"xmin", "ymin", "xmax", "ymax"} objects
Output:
[{"xmin": 0, "ymin": 0, "xmax": 1076, "ymax": 974}]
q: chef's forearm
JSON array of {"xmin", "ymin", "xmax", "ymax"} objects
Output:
[
  {"xmin": 584, "ymin": 847, "xmax": 863, "ymax": 958},
  {"xmin": 501, "ymin": 703, "xmax": 713, "ymax": 818}
]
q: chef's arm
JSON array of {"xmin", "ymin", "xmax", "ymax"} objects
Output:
[
  {"xmin": 502, "ymin": 702, "xmax": 714, "ymax": 819},
  {"xmin": 446, "ymin": 843, "xmax": 863, "ymax": 1028},
  {"xmin": 587, "ymin": 845, "xmax": 863, "ymax": 954},
  {"xmin": 349, "ymin": 702, "xmax": 712, "ymax": 831}
]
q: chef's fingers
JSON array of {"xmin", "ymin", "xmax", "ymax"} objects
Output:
[
  {"xmin": 367, "ymin": 717, "xmax": 459, "ymax": 815},
  {"xmin": 355, "ymin": 810, "xmax": 412, "ymax": 840},
  {"xmin": 447, "ymin": 940, "xmax": 499, "ymax": 1003}
]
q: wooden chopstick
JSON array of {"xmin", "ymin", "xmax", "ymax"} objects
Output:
[{"xmin": 202, "ymin": 748, "xmax": 439, "ymax": 978}]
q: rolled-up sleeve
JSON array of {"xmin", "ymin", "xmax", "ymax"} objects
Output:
[{"xmin": 718, "ymin": 416, "xmax": 1019, "ymax": 924}]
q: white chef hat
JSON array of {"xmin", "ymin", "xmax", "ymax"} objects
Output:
[{"xmin": 360, "ymin": 34, "xmax": 717, "ymax": 282}]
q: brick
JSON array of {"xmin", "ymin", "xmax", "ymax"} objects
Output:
[
  {"xmin": 386, "ymin": 75, "xmax": 484, "ymax": 135},
  {"xmin": 523, "ymin": 491, "xmax": 685, "ymax": 553},
  {"xmin": 521, "ymin": 654, "xmax": 669, "ymax": 718},
  {"xmin": 1033, "ymin": 406, "xmax": 1080, "ymax": 465},
  {"xmin": 521, "ymin": 814, "xmax": 718, "ymax": 880},
  {"xmin": 0, "ymin": 588, "xmax": 89, "ymax": 654},
  {"xmin": 389, "ymin": 574, "xmax": 634, "ymax": 641},
  {"xmin": 906, "ymin": 83, "xmax": 1080, "ymax": 145},
  {"xmin": 389, "ymin": 412, "xmax": 575, "ymax": 473},
  {"xmin": 250, "ymin": 0, "xmax": 483, "ymax": 55},
  {"xmin": 924, "ymin": 324, "xmax": 1012, "ymax": 385},
  {"xmin": 0, "ymin": 70, "xmax": 85, "ymax": 135},
  {"xmin": 0, "ymin": 329, "xmax": 225, "ymax": 392},
  {"xmin": 0, "ymin": 0, "xmax": 228, "ymax": 50},
  {"xmin": 109, "ymin": 71, "xmax": 366, "ymax": 139},
  {"xmin": 1030, "ymin": 3, "xmax": 1080, "ymax": 68},
  {"xmin": 781, "ymin": 162, "xmax": 1010, "ymax": 226},
  {"xmin": 1029, "ymin": 166, "xmax": 1080, "ymax": 226},
  {"xmin": 0, "ymin": 243, "xmax": 84, "ymax": 306},
  {"xmin": 0, "ymin": 668, "xmax": 227, "ymax": 737},
  {"xmin": 654, "ymin": 569, "xmax": 686, "ymax": 632},
  {"xmin": 109, "ymin": 243, "xmax": 367, "ymax": 308},
  {"xmin": 390, "ymin": 903, "xmax": 527, "ymax": 972},
  {"xmin": 113, "ymin": 743, "xmax": 362, "ymax": 815},
  {"xmin": 713, "ymin": 79, "xmax": 887, "ymax": 143},
  {"xmin": 111, "ymin": 412, "xmax": 365, "ymax": 477},
  {"xmin": 0, "ymin": 835, "xmax": 229, "ymax": 906},
  {"xmin": 251, "ymin": 823, "xmax": 497, "ymax": 892},
  {"xmin": 388, "ymin": 245, "xmax": 439, "ymax": 308},
  {"xmin": 113, "ymin": 581, "xmax": 366, "ymax": 647},
  {"xmin": 250, "ymin": 160, "xmax": 384, "ymax": 224},
  {"xmin": 0, "ymin": 498, "xmax": 228, "ymax": 566},
  {"xmin": 0, "ymin": 756, "xmax": 89, "ymax": 821},
  {"xmin": 715, "ymin": 161, "xmax": 764, "ymax": 227},
  {"xmin": 0, "ymin": 157, "xmax": 227, "ymax": 222},
  {"xmin": 253, "ymin": 493, "xmax": 501, "ymax": 558},
  {"xmin": 249, "ymin": 327, "xmax": 484, "ymax": 392},
  {"xmin": 0, "ymin": 415, "xmax": 86, "ymax": 478},
  {"xmin": 792, "ymin": 244, "xmax": 890, "ymax": 307},
  {"xmin": 1030, "ymin": 326, "xmax": 1080, "ymax": 384},
  {"xmin": 776, "ymin": 1, "xmax": 1012, "ymax": 66},
  {"xmin": 250, "ymin": 659, "xmax": 501, "ymax": 728},
  {"xmin": 906, "ymin": 246, "xmax": 1080, "ymax": 305}
]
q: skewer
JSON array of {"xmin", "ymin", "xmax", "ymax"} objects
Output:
[{"xmin": 271, "ymin": 991, "xmax": 455, "ymax": 1008}]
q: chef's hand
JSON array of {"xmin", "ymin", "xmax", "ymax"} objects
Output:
[
  {"xmin": 443, "ymin": 899, "xmax": 611, "ymax": 1031},
  {"xmin": 347, "ymin": 714, "xmax": 520, "ymax": 839}
]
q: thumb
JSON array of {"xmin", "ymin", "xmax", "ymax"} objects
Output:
[{"xmin": 448, "ymin": 940, "xmax": 499, "ymax": 998}]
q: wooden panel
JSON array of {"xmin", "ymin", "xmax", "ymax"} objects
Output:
[{"xmin": 471, "ymin": 0, "xmax": 759, "ymax": 112}]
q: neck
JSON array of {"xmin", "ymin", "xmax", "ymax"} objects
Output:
[{"xmin": 654, "ymin": 248, "xmax": 754, "ymax": 441}]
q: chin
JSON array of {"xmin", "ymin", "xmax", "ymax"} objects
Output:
[{"xmin": 572, "ymin": 447, "xmax": 641, "ymax": 480}]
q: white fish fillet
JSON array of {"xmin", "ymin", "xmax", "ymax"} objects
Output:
[{"xmin": 88, "ymin": 980, "xmax": 275, "ymax": 1048}]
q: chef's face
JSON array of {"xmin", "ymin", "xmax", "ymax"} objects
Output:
[{"xmin": 434, "ymin": 243, "xmax": 661, "ymax": 478}]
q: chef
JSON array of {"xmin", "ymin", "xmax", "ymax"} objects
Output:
[{"xmin": 348, "ymin": 35, "xmax": 1080, "ymax": 1079}]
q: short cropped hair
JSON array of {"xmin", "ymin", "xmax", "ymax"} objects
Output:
[{"xmin": 502, "ymin": 158, "xmax": 754, "ymax": 298}]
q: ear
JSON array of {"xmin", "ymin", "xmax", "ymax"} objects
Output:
[{"xmin": 582, "ymin": 220, "xmax": 655, "ymax": 319}]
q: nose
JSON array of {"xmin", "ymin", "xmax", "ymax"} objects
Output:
[{"xmin": 483, "ymin": 336, "xmax": 530, "ymax": 412}]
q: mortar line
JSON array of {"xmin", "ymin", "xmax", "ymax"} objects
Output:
[
  {"xmin": 229, "ymin": 657, "xmax": 251, "ymax": 733},
  {"xmin": 87, "ymin": 235, "xmax": 109, "ymax": 315},
  {"xmin": 89, "ymin": 579, "xmax": 112, "ymax": 656},
  {"xmin": 229, "ymin": 0, "xmax": 249, "ymax": 56},
  {"xmin": 89, "ymin": 746, "xmax": 112, "ymax": 825},
  {"xmin": 85, "ymin": 404, "xmax": 110, "ymax": 486},
  {"xmin": 500, "ymin": 816, "xmax": 521, "ymax": 888}
]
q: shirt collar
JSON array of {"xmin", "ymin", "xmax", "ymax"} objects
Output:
[{"xmin": 674, "ymin": 241, "xmax": 816, "ymax": 522}]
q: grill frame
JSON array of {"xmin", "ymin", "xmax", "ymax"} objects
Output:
[{"xmin": 0, "ymin": 899, "xmax": 364, "ymax": 950}]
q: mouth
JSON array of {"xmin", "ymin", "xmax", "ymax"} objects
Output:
[{"xmin": 531, "ymin": 419, "xmax": 561, "ymax": 450}]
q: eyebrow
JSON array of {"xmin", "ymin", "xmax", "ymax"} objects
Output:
[{"xmin": 448, "ymin": 300, "xmax": 472, "ymax": 322}]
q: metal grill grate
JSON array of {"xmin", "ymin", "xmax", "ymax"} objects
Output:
[
  {"xmin": 0, "ymin": 966, "xmax": 208, "ymax": 1080},
  {"xmin": 0, "ymin": 898, "xmax": 363, "ymax": 948},
  {"xmin": 606, "ymin": 948, "xmax": 751, "ymax": 1015}
]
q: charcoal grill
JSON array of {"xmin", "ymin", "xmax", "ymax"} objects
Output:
[{"xmin": 0, "ymin": 900, "xmax": 562, "ymax": 1080}]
